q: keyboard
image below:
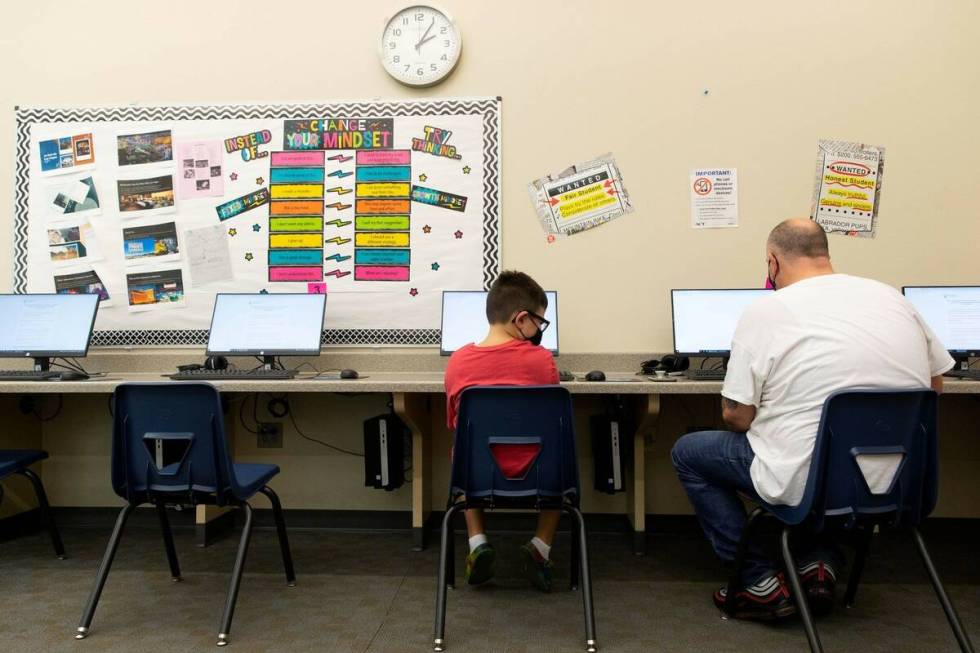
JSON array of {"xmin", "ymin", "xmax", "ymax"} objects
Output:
[
  {"xmin": 945, "ymin": 369, "xmax": 980, "ymax": 381},
  {"xmin": 168, "ymin": 369, "xmax": 298, "ymax": 381},
  {"xmin": 686, "ymin": 369, "xmax": 727, "ymax": 381},
  {"xmin": 0, "ymin": 370, "xmax": 60, "ymax": 381}
]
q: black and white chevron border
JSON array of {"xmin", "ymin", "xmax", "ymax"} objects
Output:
[{"xmin": 12, "ymin": 99, "xmax": 501, "ymax": 347}]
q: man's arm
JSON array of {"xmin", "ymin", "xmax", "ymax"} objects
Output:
[
  {"xmin": 930, "ymin": 375, "xmax": 944, "ymax": 394},
  {"xmin": 722, "ymin": 397, "xmax": 756, "ymax": 432}
]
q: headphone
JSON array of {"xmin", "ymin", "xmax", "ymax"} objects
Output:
[
  {"xmin": 659, "ymin": 354, "xmax": 690, "ymax": 373},
  {"xmin": 204, "ymin": 355, "xmax": 228, "ymax": 371}
]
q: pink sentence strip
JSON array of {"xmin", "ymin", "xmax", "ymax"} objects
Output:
[
  {"xmin": 271, "ymin": 151, "xmax": 326, "ymax": 167},
  {"xmin": 356, "ymin": 150, "xmax": 411, "ymax": 165},
  {"xmin": 354, "ymin": 265, "xmax": 410, "ymax": 281},
  {"xmin": 269, "ymin": 266, "xmax": 323, "ymax": 281}
]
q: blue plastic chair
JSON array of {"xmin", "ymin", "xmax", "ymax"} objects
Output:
[
  {"xmin": 75, "ymin": 383, "xmax": 295, "ymax": 647},
  {"xmin": 725, "ymin": 389, "xmax": 974, "ymax": 652},
  {"xmin": 0, "ymin": 449, "xmax": 65, "ymax": 557},
  {"xmin": 433, "ymin": 386, "xmax": 597, "ymax": 653}
]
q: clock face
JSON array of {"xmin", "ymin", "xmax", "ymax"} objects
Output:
[{"xmin": 380, "ymin": 5, "xmax": 462, "ymax": 87}]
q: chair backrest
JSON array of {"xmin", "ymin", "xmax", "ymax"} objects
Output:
[
  {"xmin": 450, "ymin": 386, "xmax": 580, "ymax": 506},
  {"xmin": 111, "ymin": 382, "xmax": 241, "ymax": 505},
  {"xmin": 771, "ymin": 388, "xmax": 938, "ymax": 530}
]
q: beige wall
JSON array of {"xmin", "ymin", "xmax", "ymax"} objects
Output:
[
  {"xmin": 2, "ymin": 1, "xmax": 979, "ymax": 352},
  {"xmin": 1, "ymin": 2, "xmax": 978, "ymax": 517}
]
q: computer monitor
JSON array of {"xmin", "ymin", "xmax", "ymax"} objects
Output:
[
  {"xmin": 0, "ymin": 294, "xmax": 100, "ymax": 370},
  {"xmin": 206, "ymin": 293, "xmax": 326, "ymax": 365},
  {"xmin": 902, "ymin": 286, "xmax": 980, "ymax": 364},
  {"xmin": 671, "ymin": 289, "xmax": 772, "ymax": 357},
  {"xmin": 440, "ymin": 290, "xmax": 559, "ymax": 355}
]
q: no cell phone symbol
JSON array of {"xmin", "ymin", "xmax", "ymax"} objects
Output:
[{"xmin": 693, "ymin": 177, "xmax": 712, "ymax": 196}]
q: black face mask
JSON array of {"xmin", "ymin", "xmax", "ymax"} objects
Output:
[{"xmin": 527, "ymin": 328, "xmax": 543, "ymax": 347}]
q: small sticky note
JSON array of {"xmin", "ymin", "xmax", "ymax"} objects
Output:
[{"xmin": 307, "ymin": 282, "xmax": 327, "ymax": 294}]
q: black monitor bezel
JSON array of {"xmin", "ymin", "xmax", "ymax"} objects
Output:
[
  {"xmin": 205, "ymin": 292, "xmax": 327, "ymax": 357},
  {"xmin": 0, "ymin": 293, "xmax": 100, "ymax": 358},
  {"xmin": 670, "ymin": 288, "xmax": 772, "ymax": 357},
  {"xmin": 901, "ymin": 285, "xmax": 980, "ymax": 357},
  {"xmin": 439, "ymin": 290, "xmax": 559, "ymax": 356}
]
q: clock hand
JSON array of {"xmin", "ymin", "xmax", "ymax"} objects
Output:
[
  {"xmin": 415, "ymin": 16, "xmax": 435, "ymax": 51},
  {"xmin": 417, "ymin": 34, "xmax": 438, "ymax": 48}
]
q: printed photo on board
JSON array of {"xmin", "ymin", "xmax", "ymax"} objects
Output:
[
  {"xmin": 116, "ymin": 175, "xmax": 176, "ymax": 214},
  {"xmin": 117, "ymin": 129, "xmax": 173, "ymax": 166}
]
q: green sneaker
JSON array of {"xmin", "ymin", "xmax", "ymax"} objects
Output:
[
  {"xmin": 465, "ymin": 543, "xmax": 496, "ymax": 585},
  {"xmin": 520, "ymin": 541, "xmax": 554, "ymax": 592}
]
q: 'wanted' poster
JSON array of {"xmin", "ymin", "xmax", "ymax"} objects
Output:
[{"xmin": 811, "ymin": 139, "xmax": 885, "ymax": 237}]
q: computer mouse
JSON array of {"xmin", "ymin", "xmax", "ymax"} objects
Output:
[
  {"xmin": 340, "ymin": 369, "xmax": 359, "ymax": 379},
  {"xmin": 58, "ymin": 371, "xmax": 89, "ymax": 381},
  {"xmin": 584, "ymin": 370, "xmax": 606, "ymax": 382}
]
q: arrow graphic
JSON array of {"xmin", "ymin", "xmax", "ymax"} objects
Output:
[
  {"xmin": 325, "ymin": 269, "xmax": 352, "ymax": 279},
  {"xmin": 326, "ymin": 186, "xmax": 353, "ymax": 195},
  {"xmin": 327, "ymin": 154, "xmax": 353, "ymax": 163},
  {"xmin": 324, "ymin": 253, "xmax": 352, "ymax": 263},
  {"xmin": 327, "ymin": 170, "xmax": 353, "ymax": 178},
  {"xmin": 325, "ymin": 236, "xmax": 352, "ymax": 246},
  {"xmin": 325, "ymin": 219, "xmax": 352, "ymax": 228},
  {"xmin": 548, "ymin": 197, "xmax": 560, "ymax": 206},
  {"xmin": 324, "ymin": 202, "xmax": 352, "ymax": 211}
]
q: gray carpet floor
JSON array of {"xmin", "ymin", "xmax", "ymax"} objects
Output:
[{"xmin": 0, "ymin": 520, "xmax": 977, "ymax": 652}]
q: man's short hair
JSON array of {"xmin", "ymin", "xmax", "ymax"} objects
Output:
[
  {"xmin": 767, "ymin": 219, "xmax": 830, "ymax": 258},
  {"xmin": 485, "ymin": 270, "xmax": 548, "ymax": 323}
]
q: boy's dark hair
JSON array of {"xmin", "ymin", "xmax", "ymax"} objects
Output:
[{"xmin": 485, "ymin": 270, "xmax": 548, "ymax": 323}]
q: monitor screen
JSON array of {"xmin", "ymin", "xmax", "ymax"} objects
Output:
[
  {"xmin": 671, "ymin": 289, "xmax": 772, "ymax": 356},
  {"xmin": 440, "ymin": 290, "xmax": 559, "ymax": 355},
  {"xmin": 0, "ymin": 294, "xmax": 99, "ymax": 358},
  {"xmin": 206, "ymin": 293, "xmax": 326, "ymax": 356},
  {"xmin": 902, "ymin": 286, "xmax": 980, "ymax": 355}
]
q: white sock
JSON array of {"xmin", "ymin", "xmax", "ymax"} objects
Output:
[
  {"xmin": 531, "ymin": 536, "xmax": 551, "ymax": 560},
  {"xmin": 468, "ymin": 533, "xmax": 488, "ymax": 552}
]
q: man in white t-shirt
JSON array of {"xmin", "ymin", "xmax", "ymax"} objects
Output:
[{"xmin": 671, "ymin": 218, "xmax": 954, "ymax": 621}]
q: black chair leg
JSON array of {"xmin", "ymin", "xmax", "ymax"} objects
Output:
[
  {"xmin": 724, "ymin": 506, "xmax": 765, "ymax": 618},
  {"xmin": 217, "ymin": 502, "xmax": 254, "ymax": 647},
  {"xmin": 434, "ymin": 503, "xmax": 464, "ymax": 652},
  {"xmin": 913, "ymin": 527, "xmax": 975, "ymax": 653},
  {"xmin": 76, "ymin": 503, "xmax": 135, "ymax": 639},
  {"xmin": 19, "ymin": 468, "xmax": 65, "ymax": 559},
  {"xmin": 446, "ymin": 507, "xmax": 456, "ymax": 590},
  {"xmin": 570, "ymin": 510, "xmax": 580, "ymax": 591},
  {"xmin": 259, "ymin": 486, "xmax": 296, "ymax": 586},
  {"xmin": 844, "ymin": 525, "xmax": 873, "ymax": 608},
  {"xmin": 568, "ymin": 506, "xmax": 597, "ymax": 653},
  {"xmin": 781, "ymin": 527, "xmax": 824, "ymax": 653},
  {"xmin": 155, "ymin": 502, "xmax": 181, "ymax": 581}
]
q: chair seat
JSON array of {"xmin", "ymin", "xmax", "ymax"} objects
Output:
[
  {"xmin": 0, "ymin": 449, "xmax": 49, "ymax": 479},
  {"xmin": 232, "ymin": 463, "xmax": 280, "ymax": 498}
]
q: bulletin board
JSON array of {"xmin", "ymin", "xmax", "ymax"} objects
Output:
[{"xmin": 11, "ymin": 98, "xmax": 501, "ymax": 346}]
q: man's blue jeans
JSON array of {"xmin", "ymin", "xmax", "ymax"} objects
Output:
[{"xmin": 671, "ymin": 430, "xmax": 774, "ymax": 585}]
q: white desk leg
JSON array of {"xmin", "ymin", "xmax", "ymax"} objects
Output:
[
  {"xmin": 394, "ymin": 392, "xmax": 431, "ymax": 551},
  {"xmin": 628, "ymin": 393, "xmax": 660, "ymax": 555}
]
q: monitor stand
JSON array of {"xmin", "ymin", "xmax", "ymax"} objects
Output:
[
  {"xmin": 952, "ymin": 355, "xmax": 970, "ymax": 371},
  {"xmin": 260, "ymin": 355, "xmax": 277, "ymax": 371},
  {"xmin": 33, "ymin": 356, "xmax": 52, "ymax": 372}
]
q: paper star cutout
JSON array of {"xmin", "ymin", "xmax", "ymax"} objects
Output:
[
  {"xmin": 259, "ymin": 289, "xmax": 269, "ymax": 294},
  {"xmin": 244, "ymin": 252, "xmax": 254, "ymax": 261},
  {"xmin": 422, "ymin": 224, "xmax": 432, "ymax": 234},
  {"xmin": 431, "ymin": 262, "xmax": 440, "ymax": 271},
  {"xmin": 409, "ymin": 288, "xmax": 419, "ymax": 297},
  {"xmin": 454, "ymin": 230, "xmax": 463, "ymax": 239},
  {"xmin": 418, "ymin": 173, "xmax": 427, "ymax": 182},
  {"xmin": 462, "ymin": 165, "xmax": 471, "ymax": 174},
  {"xmin": 252, "ymin": 223, "xmax": 261, "ymax": 232},
  {"xmin": 227, "ymin": 228, "xmax": 237, "ymax": 237},
  {"xmin": 546, "ymin": 234, "xmax": 556, "ymax": 244},
  {"xmin": 256, "ymin": 177, "xmax": 264, "ymax": 185},
  {"xmin": 230, "ymin": 172, "xmax": 238, "ymax": 181}
]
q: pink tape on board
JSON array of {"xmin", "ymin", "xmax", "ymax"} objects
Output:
[
  {"xmin": 355, "ymin": 150, "xmax": 411, "ymax": 165},
  {"xmin": 269, "ymin": 266, "xmax": 323, "ymax": 282},
  {"xmin": 354, "ymin": 265, "xmax": 410, "ymax": 281},
  {"xmin": 271, "ymin": 151, "xmax": 325, "ymax": 167}
]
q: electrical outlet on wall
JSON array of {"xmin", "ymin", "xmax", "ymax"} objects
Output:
[{"xmin": 258, "ymin": 422, "xmax": 283, "ymax": 448}]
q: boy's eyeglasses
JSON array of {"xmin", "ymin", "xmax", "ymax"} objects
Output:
[{"xmin": 524, "ymin": 310, "xmax": 551, "ymax": 333}]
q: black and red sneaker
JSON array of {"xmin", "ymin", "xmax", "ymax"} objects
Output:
[
  {"xmin": 714, "ymin": 573, "xmax": 797, "ymax": 621},
  {"xmin": 797, "ymin": 559, "xmax": 838, "ymax": 616}
]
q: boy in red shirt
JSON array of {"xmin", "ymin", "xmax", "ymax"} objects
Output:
[{"xmin": 444, "ymin": 270, "xmax": 560, "ymax": 592}]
